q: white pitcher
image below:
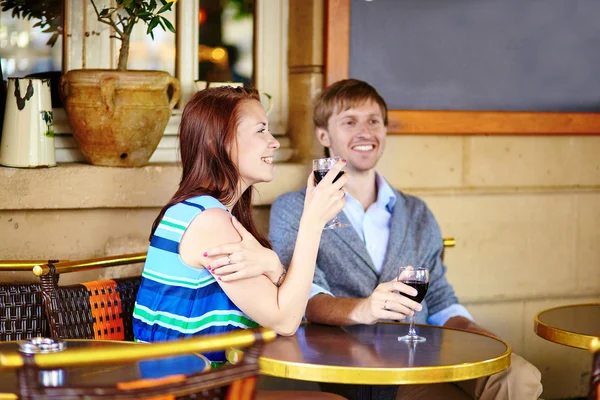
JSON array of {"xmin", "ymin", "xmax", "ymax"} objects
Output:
[{"xmin": 0, "ymin": 78, "xmax": 56, "ymax": 168}]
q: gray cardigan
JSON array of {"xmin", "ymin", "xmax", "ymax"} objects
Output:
[{"xmin": 268, "ymin": 187, "xmax": 460, "ymax": 325}]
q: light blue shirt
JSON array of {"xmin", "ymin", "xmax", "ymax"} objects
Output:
[{"xmin": 309, "ymin": 173, "xmax": 474, "ymax": 327}]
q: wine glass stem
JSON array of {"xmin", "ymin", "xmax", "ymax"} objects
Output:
[{"xmin": 408, "ymin": 314, "xmax": 417, "ymax": 337}]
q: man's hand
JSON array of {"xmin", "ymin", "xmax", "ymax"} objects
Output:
[{"xmin": 351, "ymin": 279, "xmax": 423, "ymax": 325}]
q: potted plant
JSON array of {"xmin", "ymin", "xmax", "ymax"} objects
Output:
[{"xmin": 59, "ymin": 0, "xmax": 181, "ymax": 167}]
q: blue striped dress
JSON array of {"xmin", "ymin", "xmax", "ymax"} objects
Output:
[{"xmin": 132, "ymin": 196, "xmax": 258, "ymax": 362}]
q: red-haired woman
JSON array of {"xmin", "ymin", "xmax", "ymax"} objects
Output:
[{"xmin": 132, "ymin": 87, "xmax": 346, "ymax": 363}]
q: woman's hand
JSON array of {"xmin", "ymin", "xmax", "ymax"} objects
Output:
[
  {"xmin": 301, "ymin": 159, "xmax": 347, "ymax": 229},
  {"xmin": 204, "ymin": 216, "xmax": 284, "ymax": 284}
]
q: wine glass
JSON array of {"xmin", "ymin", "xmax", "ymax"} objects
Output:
[
  {"xmin": 397, "ymin": 266, "xmax": 430, "ymax": 342},
  {"xmin": 312, "ymin": 156, "xmax": 349, "ymax": 230},
  {"xmin": 405, "ymin": 340, "xmax": 417, "ymax": 367}
]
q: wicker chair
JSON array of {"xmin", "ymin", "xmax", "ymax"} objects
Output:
[
  {"xmin": 0, "ymin": 328, "xmax": 346, "ymax": 400},
  {"xmin": 0, "ymin": 259, "xmax": 60, "ymax": 341},
  {"xmin": 0, "ymin": 282, "xmax": 48, "ymax": 341},
  {"xmin": 34, "ymin": 253, "xmax": 146, "ymax": 341}
]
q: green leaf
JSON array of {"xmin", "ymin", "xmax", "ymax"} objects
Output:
[
  {"xmin": 146, "ymin": 16, "xmax": 159, "ymax": 34},
  {"xmin": 123, "ymin": 7, "xmax": 136, "ymax": 18},
  {"xmin": 157, "ymin": 2, "xmax": 172, "ymax": 14},
  {"xmin": 99, "ymin": 8, "xmax": 109, "ymax": 17},
  {"xmin": 161, "ymin": 16, "xmax": 175, "ymax": 33},
  {"xmin": 121, "ymin": 0, "xmax": 135, "ymax": 10}
]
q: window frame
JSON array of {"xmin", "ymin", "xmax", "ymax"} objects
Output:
[{"xmin": 325, "ymin": 0, "xmax": 600, "ymax": 136}]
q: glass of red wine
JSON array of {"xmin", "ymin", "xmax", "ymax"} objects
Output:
[
  {"xmin": 312, "ymin": 156, "xmax": 349, "ymax": 230},
  {"xmin": 397, "ymin": 266, "xmax": 429, "ymax": 342}
]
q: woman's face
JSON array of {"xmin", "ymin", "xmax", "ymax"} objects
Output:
[{"xmin": 232, "ymin": 100, "xmax": 280, "ymax": 188}]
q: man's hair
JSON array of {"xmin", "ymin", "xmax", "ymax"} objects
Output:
[{"xmin": 313, "ymin": 79, "xmax": 388, "ymax": 129}]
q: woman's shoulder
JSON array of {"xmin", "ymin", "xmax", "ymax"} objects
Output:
[
  {"xmin": 163, "ymin": 195, "xmax": 229, "ymax": 226},
  {"xmin": 177, "ymin": 195, "xmax": 228, "ymax": 211},
  {"xmin": 181, "ymin": 199, "xmax": 237, "ymax": 249},
  {"xmin": 166, "ymin": 195, "xmax": 227, "ymax": 214}
]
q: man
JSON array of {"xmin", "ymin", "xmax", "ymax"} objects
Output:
[{"xmin": 269, "ymin": 79, "xmax": 543, "ymax": 399}]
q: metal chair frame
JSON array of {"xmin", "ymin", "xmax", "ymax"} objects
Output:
[
  {"xmin": 590, "ymin": 338, "xmax": 600, "ymax": 400},
  {"xmin": 34, "ymin": 253, "xmax": 146, "ymax": 341},
  {"xmin": 0, "ymin": 259, "xmax": 61, "ymax": 341}
]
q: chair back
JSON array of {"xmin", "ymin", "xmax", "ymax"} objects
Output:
[
  {"xmin": 0, "ymin": 259, "xmax": 60, "ymax": 341},
  {"xmin": 44, "ymin": 274, "xmax": 141, "ymax": 340},
  {"xmin": 35, "ymin": 253, "xmax": 146, "ymax": 341},
  {"xmin": 0, "ymin": 328, "xmax": 276, "ymax": 400},
  {"xmin": 0, "ymin": 282, "xmax": 48, "ymax": 341}
]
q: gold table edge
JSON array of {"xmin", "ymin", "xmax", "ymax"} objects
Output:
[
  {"xmin": 257, "ymin": 350, "xmax": 511, "ymax": 385},
  {"xmin": 244, "ymin": 324, "xmax": 513, "ymax": 385},
  {"xmin": 0, "ymin": 339, "xmax": 210, "ymax": 395},
  {"xmin": 534, "ymin": 303, "xmax": 600, "ymax": 350},
  {"xmin": 0, "ymin": 339, "xmax": 210, "ymax": 366}
]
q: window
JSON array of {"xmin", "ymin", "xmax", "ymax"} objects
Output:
[
  {"xmin": 128, "ymin": 6, "xmax": 176, "ymax": 75},
  {"xmin": 56, "ymin": 0, "xmax": 288, "ymax": 163},
  {"xmin": 198, "ymin": 0, "xmax": 254, "ymax": 85},
  {"xmin": 0, "ymin": 0, "xmax": 63, "ymax": 77}
]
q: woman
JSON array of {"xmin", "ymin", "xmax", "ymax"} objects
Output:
[{"xmin": 132, "ymin": 87, "xmax": 346, "ymax": 362}]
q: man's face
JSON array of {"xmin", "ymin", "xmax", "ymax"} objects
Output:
[{"xmin": 316, "ymin": 100, "xmax": 387, "ymax": 174}]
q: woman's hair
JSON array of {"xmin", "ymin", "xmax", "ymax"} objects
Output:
[{"xmin": 150, "ymin": 86, "xmax": 271, "ymax": 249}]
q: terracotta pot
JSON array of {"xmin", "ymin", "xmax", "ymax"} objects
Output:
[{"xmin": 60, "ymin": 70, "xmax": 180, "ymax": 167}]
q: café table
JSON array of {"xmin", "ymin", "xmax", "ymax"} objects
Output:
[
  {"xmin": 229, "ymin": 322, "xmax": 511, "ymax": 400},
  {"xmin": 534, "ymin": 303, "xmax": 600, "ymax": 350},
  {"xmin": 0, "ymin": 339, "xmax": 210, "ymax": 400}
]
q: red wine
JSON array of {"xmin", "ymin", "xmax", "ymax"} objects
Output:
[
  {"xmin": 399, "ymin": 280, "xmax": 429, "ymax": 303},
  {"xmin": 314, "ymin": 169, "xmax": 344, "ymax": 184}
]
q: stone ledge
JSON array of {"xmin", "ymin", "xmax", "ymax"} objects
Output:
[
  {"xmin": 3, "ymin": 162, "xmax": 596, "ymax": 211},
  {"xmin": 0, "ymin": 163, "xmax": 310, "ymax": 210}
]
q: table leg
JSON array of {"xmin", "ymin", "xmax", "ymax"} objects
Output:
[{"xmin": 319, "ymin": 383, "xmax": 398, "ymax": 400}]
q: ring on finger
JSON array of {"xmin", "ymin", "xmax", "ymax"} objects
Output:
[
  {"xmin": 383, "ymin": 300, "xmax": 388, "ymax": 311},
  {"xmin": 227, "ymin": 255, "xmax": 232, "ymax": 265}
]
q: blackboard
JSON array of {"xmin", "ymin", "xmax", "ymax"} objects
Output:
[{"xmin": 349, "ymin": 0, "xmax": 600, "ymax": 112}]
